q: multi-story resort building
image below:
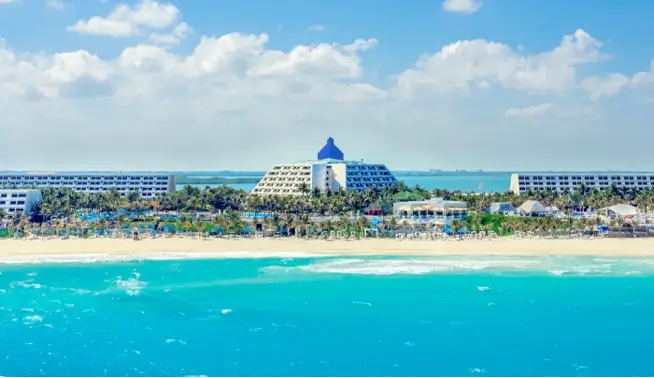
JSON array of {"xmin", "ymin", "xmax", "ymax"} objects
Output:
[
  {"xmin": 510, "ymin": 172, "xmax": 654, "ymax": 194},
  {"xmin": 0, "ymin": 189, "xmax": 42, "ymax": 217},
  {"xmin": 251, "ymin": 137, "xmax": 398, "ymax": 196},
  {"xmin": 0, "ymin": 173, "xmax": 175, "ymax": 197}
]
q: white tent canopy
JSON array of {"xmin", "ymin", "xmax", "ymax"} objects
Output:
[
  {"xmin": 517, "ymin": 200, "xmax": 547, "ymax": 215},
  {"xmin": 600, "ymin": 204, "xmax": 638, "ymax": 217},
  {"xmin": 486, "ymin": 202, "xmax": 517, "ymax": 214}
]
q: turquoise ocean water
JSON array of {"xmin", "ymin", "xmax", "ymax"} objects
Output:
[
  {"xmin": 179, "ymin": 173, "xmax": 512, "ymax": 193},
  {"xmin": 2, "ymin": 254, "xmax": 654, "ymax": 376}
]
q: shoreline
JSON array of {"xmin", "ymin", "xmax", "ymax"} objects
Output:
[{"xmin": 2, "ymin": 238, "xmax": 654, "ymax": 263}]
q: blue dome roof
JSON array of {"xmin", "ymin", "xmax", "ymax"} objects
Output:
[{"xmin": 317, "ymin": 137, "xmax": 344, "ymax": 160}]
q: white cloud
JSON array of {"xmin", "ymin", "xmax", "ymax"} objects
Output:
[
  {"xmin": 45, "ymin": 0, "xmax": 64, "ymax": 10},
  {"xmin": 0, "ymin": 0, "xmax": 20, "ymax": 3},
  {"xmin": 581, "ymin": 73, "xmax": 631, "ymax": 99},
  {"xmin": 0, "ymin": 32, "xmax": 379, "ymax": 101},
  {"xmin": 442, "ymin": 0, "xmax": 482, "ymax": 14},
  {"xmin": 68, "ymin": 0, "xmax": 180, "ymax": 37},
  {"xmin": 308, "ymin": 24, "xmax": 326, "ymax": 32},
  {"xmin": 632, "ymin": 60, "xmax": 654, "ymax": 85},
  {"xmin": 1, "ymin": 27, "xmax": 653, "ymax": 171},
  {"xmin": 149, "ymin": 22, "xmax": 192, "ymax": 46},
  {"xmin": 504, "ymin": 103, "xmax": 552, "ymax": 117},
  {"xmin": 396, "ymin": 29, "xmax": 607, "ymax": 96}
]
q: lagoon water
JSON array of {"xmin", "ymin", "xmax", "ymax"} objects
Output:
[
  {"xmin": 2, "ymin": 255, "xmax": 654, "ymax": 376},
  {"xmin": 179, "ymin": 172, "xmax": 512, "ymax": 193}
]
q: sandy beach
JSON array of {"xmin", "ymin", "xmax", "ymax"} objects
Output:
[{"xmin": 1, "ymin": 237, "xmax": 654, "ymax": 262}]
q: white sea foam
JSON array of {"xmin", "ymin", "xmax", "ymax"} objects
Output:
[
  {"xmin": 296, "ymin": 257, "xmax": 540, "ymax": 275},
  {"xmin": 477, "ymin": 286, "xmax": 490, "ymax": 292},
  {"xmin": 165, "ymin": 338, "xmax": 187, "ymax": 345},
  {"xmin": 24, "ymin": 315, "xmax": 43, "ymax": 324},
  {"xmin": 221, "ymin": 309, "xmax": 232, "ymax": 315},
  {"xmin": 115, "ymin": 274, "xmax": 147, "ymax": 296},
  {"xmin": 262, "ymin": 256, "xmax": 654, "ymax": 276},
  {"xmin": 0, "ymin": 251, "xmax": 328, "ymax": 265},
  {"xmin": 10, "ymin": 280, "xmax": 43, "ymax": 289}
]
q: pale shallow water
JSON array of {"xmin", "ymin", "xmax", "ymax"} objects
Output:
[{"xmin": 1, "ymin": 255, "xmax": 653, "ymax": 376}]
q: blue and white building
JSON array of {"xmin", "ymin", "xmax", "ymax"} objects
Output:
[
  {"xmin": 252, "ymin": 137, "xmax": 398, "ymax": 195},
  {"xmin": 510, "ymin": 172, "xmax": 654, "ymax": 194},
  {"xmin": 0, "ymin": 173, "xmax": 175, "ymax": 197}
]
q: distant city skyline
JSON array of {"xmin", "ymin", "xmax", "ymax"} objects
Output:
[{"xmin": 1, "ymin": 0, "xmax": 654, "ymax": 171}]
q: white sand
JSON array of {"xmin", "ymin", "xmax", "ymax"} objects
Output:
[{"xmin": 1, "ymin": 237, "xmax": 654, "ymax": 262}]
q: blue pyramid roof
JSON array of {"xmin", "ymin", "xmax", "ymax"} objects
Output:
[{"xmin": 317, "ymin": 137, "xmax": 344, "ymax": 160}]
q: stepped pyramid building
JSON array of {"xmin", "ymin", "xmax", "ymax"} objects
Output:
[{"xmin": 251, "ymin": 137, "xmax": 398, "ymax": 196}]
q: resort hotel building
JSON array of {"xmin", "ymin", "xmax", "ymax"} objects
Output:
[
  {"xmin": 251, "ymin": 137, "xmax": 398, "ymax": 196},
  {"xmin": 0, "ymin": 173, "xmax": 175, "ymax": 197},
  {"xmin": 0, "ymin": 189, "xmax": 42, "ymax": 217},
  {"xmin": 510, "ymin": 172, "xmax": 654, "ymax": 194}
]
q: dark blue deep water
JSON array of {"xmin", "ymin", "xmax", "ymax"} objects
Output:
[{"xmin": 1, "ymin": 255, "xmax": 654, "ymax": 376}]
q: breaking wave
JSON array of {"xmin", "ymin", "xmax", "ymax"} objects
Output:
[
  {"xmin": 0, "ymin": 251, "xmax": 328, "ymax": 265},
  {"xmin": 115, "ymin": 272, "xmax": 147, "ymax": 296},
  {"xmin": 260, "ymin": 256, "xmax": 654, "ymax": 276}
]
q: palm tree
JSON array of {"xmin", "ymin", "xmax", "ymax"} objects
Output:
[
  {"xmin": 297, "ymin": 183, "xmax": 311, "ymax": 197},
  {"xmin": 355, "ymin": 216, "xmax": 370, "ymax": 238},
  {"xmin": 0, "ymin": 208, "xmax": 8, "ymax": 227},
  {"xmin": 284, "ymin": 213, "xmax": 295, "ymax": 236},
  {"xmin": 116, "ymin": 213, "xmax": 128, "ymax": 229}
]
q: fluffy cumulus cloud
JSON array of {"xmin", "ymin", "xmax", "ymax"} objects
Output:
[
  {"xmin": 396, "ymin": 29, "xmax": 609, "ymax": 95},
  {"xmin": 1, "ymin": 1, "xmax": 654, "ymax": 171},
  {"xmin": 67, "ymin": 0, "xmax": 182, "ymax": 37}
]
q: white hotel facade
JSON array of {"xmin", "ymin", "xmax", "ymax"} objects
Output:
[
  {"xmin": 252, "ymin": 138, "xmax": 398, "ymax": 196},
  {"xmin": 0, "ymin": 173, "xmax": 176, "ymax": 197},
  {"xmin": 0, "ymin": 189, "xmax": 42, "ymax": 217},
  {"xmin": 510, "ymin": 172, "xmax": 654, "ymax": 194}
]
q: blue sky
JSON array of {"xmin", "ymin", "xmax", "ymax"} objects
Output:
[{"xmin": 0, "ymin": 0, "xmax": 653, "ymax": 171}]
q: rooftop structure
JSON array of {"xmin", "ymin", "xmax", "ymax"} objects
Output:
[
  {"xmin": 599, "ymin": 204, "xmax": 639, "ymax": 218},
  {"xmin": 485, "ymin": 202, "xmax": 517, "ymax": 215},
  {"xmin": 517, "ymin": 200, "xmax": 548, "ymax": 216},
  {"xmin": 393, "ymin": 198, "xmax": 468, "ymax": 223},
  {"xmin": 0, "ymin": 189, "xmax": 42, "ymax": 219},
  {"xmin": 510, "ymin": 172, "xmax": 654, "ymax": 194},
  {"xmin": 252, "ymin": 138, "xmax": 397, "ymax": 196},
  {"xmin": 0, "ymin": 173, "xmax": 175, "ymax": 197},
  {"xmin": 317, "ymin": 137, "xmax": 344, "ymax": 160}
]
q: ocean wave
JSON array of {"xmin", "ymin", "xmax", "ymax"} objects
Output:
[
  {"xmin": 10, "ymin": 280, "xmax": 43, "ymax": 289},
  {"xmin": 298, "ymin": 257, "xmax": 539, "ymax": 275},
  {"xmin": 0, "ymin": 251, "xmax": 330, "ymax": 265},
  {"xmin": 261, "ymin": 256, "xmax": 654, "ymax": 276},
  {"xmin": 23, "ymin": 314, "xmax": 43, "ymax": 324},
  {"xmin": 114, "ymin": 272, "xmax": 147, "ymax": 296}
]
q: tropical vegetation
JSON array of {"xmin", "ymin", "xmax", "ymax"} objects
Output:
[{"xmin": 0, "ymin": 182, "xmax": 652, "ymax": 238}]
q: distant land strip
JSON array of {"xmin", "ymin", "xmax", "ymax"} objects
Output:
[{"xmin": 175, "ymin": 176, "xmax": 261, "ymax": 185}]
